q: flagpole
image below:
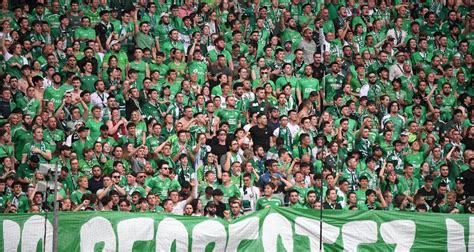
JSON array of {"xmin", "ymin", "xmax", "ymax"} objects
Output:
[
  {"xmin": 319, "ymin": 182, "xmax": 323, "ymax": 252},
  {"xmin": 319, "ymin": 55, "xmax": 326, "ymax": 252},
  {"xmin": 53, "ymin": 161, "xmax": 59, "ymax": 252}
]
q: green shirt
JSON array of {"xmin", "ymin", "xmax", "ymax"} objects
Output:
[
  {"xmin": 216, "ymin": 109, "xmax": 241, "ymax": 133},
  {"xmin": 22, "ymin": 141, "xmax": 51, "ymax": 164},
  {"xmin": 135, "ymin": 31, "xmax": 156, "ymax": 51},
  {"xmin": 16, "ymin": 163, "xmax": 36, "ymax": 181},
  {"xmin": 187, "ymin": 60, "xmax": 208, "ymax": 85},
  {"xmin": 74, "ymin": 27, "xmax": 96, "ymax": 48},
  {"xmin": 44, "ymin": 85, "xmax": 68, "ymax": 110},
  {"xmin": 6, "ymin": 56, "xmax": 24, "ymax": 79},
  {"xmin": 70, "ymin": 189, "xmax": 92, "ymax": 205},
  {"xmin": 13, "ymin": 127, "xmax": 33, "ymax": 161},
  {"xmin": 80, "ymin": 74, "xmax": 99, "ymax": 93},
  {"xmin": 208, "ymin": 49, "xmax": 232, "ymax": 65},
  {"xmin": 8, "ymin": 193, "xmax": 30, "ymax": 213},
  {"xmin": 398, "ymin": 175, "xmax": 420, "ymax": 197},
  {"xmin": 439, "ymin": 202, "xmax": 464, "ymax": 214},
  {"xmin": 16, "ymin": 97, "xmax": 40, "ymax": 116},
  {"xmin": 124, "ymin": 184, "xmax": 147, "ymax": 198},
  {"xmin": 43, "ymin": 128, "xmax": 65, "ymax": 146},
  {"xmin": 297, "ymin": 77, "xmax": 320, "ymax": 101},
  {"xmin": 85, "ymin": 119, "xmax": 103, "ymax": 142},
  {"xmin": 323, "ymin": 73, "xmax": 345, "ymax": 103},
  {"xmin": 145, "ymin": 176, "xmax": 171, "ymax": 201},
  {"xmin": 72, "ymin": 138, "xmax": 94, "ymax": 159},
  {"xmin": 256, "ymin": 196, "xmax": 282, "ymax": 210},
  {"xmin": 218, "ymin": 183, "xmax": 241, "ymax": 204}
]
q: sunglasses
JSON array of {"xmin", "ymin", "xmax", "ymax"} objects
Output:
[
  {"xmin": 113, "ymin": 176, "xmax": 120, "ymax": 178},
  {"xmin": 162, "ymin": 167, "xmax": 170, "ymax": 170}
]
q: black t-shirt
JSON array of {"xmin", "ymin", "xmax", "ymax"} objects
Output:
[
  {"xmin": 456, "ymin": 190, "xmax": 467, "ymax": 205},
  {"xmin": 417, "ymin": 186, "xmax": 437, "ymax": 207},
  {"xmin": 249, "ymin": 125, "xmax": 271, "ymax": 151},
  {"xmin": 461, "ymin": 169, "xmax": 474, "ymax": 197},
  {"xmin": 207, "ymin": 137, "xmax": 228, "ymax": 161},
  {"xmin": 215, "ymin": 201, "xmax": 226, "ymax": 218},
  {"xmin": 87, "ymin": 177, "xmax": 104, "ymax": 194},
  {"xmin": 323, "ymin": 201, "xmax": 342, "ymax": 210}
]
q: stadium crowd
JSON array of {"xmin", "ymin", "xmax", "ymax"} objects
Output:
[{"xmin": 0, "ymin": 0, "xmax": 472, "ymax": 220}]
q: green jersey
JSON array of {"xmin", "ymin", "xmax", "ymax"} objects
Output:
[
  {"xmin": 440, "ymin": 202, "xmax": 464, "ymax": 214},
  {"xmin": 16, "ymin": 164, "xmax": 36, "ymax": 181},
  {"xmin": 218, "ymin": 183, "xmax": 241, "ymax": 204},
  {"xmin": 208, "ymin": 49, "xmax": 232, "ymax": 65},
  {"xmin": 80, "ymin": 74, "xmax": 99, "ymax": 93},
  {"xmin": 70, "ymin": 189, "xmax": 92, "ymax": 205},
  {"xmin": 22, "ymin": 141, "xmax": 51, "ymax": 164},
  {"xmin": 124, "ymin": 184, "xmax": 147, "ymax": 198},
  {"xmin": 381, "ymin": 114, "xmax": 405, "ymax": 136},
  {"xmin": 8, "ymin": 193, "xmax": 30, "ymax": 213},
  {"xmin": 6, "ymin": 55, "xmax": 24, "ymax": 79},
  {"xmin": 275, "ymin": 75, "xmax": 298, "ymax": 93},
  {"xmin": 297, "ymin": 77, "xmax": 320, "ymax": 101},
  {"xmin": 0, "ymin": 144, "xmax": 13, "ymax": 160},
  {"xmin": 16, "ymin": 97, "xmax": 40, "ymax": 116},
  {"xmin": 357, "ymin": 201, "xmax": 383, "ymax": 211},
  {"xmin": 187, "ymin": 60, "xmax": 207, "ymax": 85},
  {"xmin": 404, "ymin": 152, "xmax": 425, "ymax": 176},
  {"xmin": 323, "ymin": 73, "xmax": 345, "ymax": 103},
  {"xmin": 85, "ymin": 119, "xmax": 103, "ymax": 142},
  {"xmin": 74, "ymin": 27, "xmax": 96, "ymax": 48},
  {"xmin": 146, "ymin": 134, "xmax": 163, "ymax": 153},
  {"xmin": 78, "ymin": 159, "xmax": 100, "ymax": 178},
  {"xmin": 44, "ymin": 85, "xmax": 68, "ymax": 110},
  {"xmin": 256, "ymin": 196, "xmax": 283, "ymax": 210},
  {"xmin": 129, "ymin": 60, "xmax": 148, "ymax": 90},
  {"xmin": 43, "ymin": 128, "xmax": 65, "ymax": 147},
  {"xmin": 216, "ymin": 109, "xmax": 241, "ymax": 133},
  {"xmin": 13, "ymin": 127, "xmax": 33, "ymax": 161},
  {"xmin": 71, "ymin": 138, "xmax": 94, "ymax": 159},
  {"xmin": 145, "ymin": 176, "xmax": 171, "ymax": 201},
  {"xmin": 398, "ymin": 175, "xmax": 420, "ymax": 197}
]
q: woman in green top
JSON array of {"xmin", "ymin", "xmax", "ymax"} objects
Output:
[
  {"xmin": 72, "ymin": 41, "xmax": 84, "ymax": 60},
  {"xmin": 101, "ymin": 55, "xmax": 119, "ymax": 81},
  {"xmin": 251, "ymin": 57, "xmax": 266, "ymax": 81},
  {"xmin": 393, "ymin": 194, "xmax": 409, "ymax": 211},
  {"xmin": 130, "ymin": 110, "xmax": 147, "ymax": 144},
  {"xmin": 264, "ymin": 83, "xmax": 277, "ymax": 106}
]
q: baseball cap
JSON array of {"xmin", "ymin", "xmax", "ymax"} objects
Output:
[
  {"xmin": 110, "ymin": 40, "xmax": 120, "ymax": 47},
  {"xmin": 78, "ymin": 126, "xmax": 90, "ymax": 133},
  {"xmin": 29, "ymin": 155, "xmax": 40, "ymax": 163}
]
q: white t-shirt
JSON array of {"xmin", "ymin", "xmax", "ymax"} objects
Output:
[{"xmin": 172, "ymin": 200, "xmax": 188, "ymax": 215}]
